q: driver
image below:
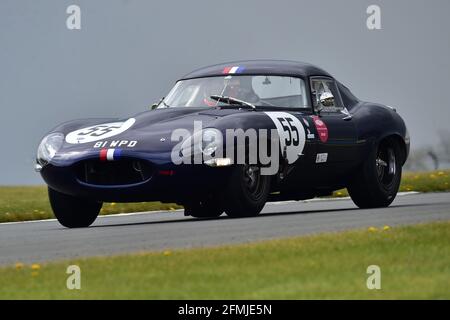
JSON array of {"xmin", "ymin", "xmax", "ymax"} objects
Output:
[{"xmin": 223, "ymin": 76, "xmax": 260, "ymax": 103}]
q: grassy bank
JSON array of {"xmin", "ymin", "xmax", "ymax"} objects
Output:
[
  {"xmin": 1, "ymin": 221, "xmax": 449, "ymax": 299},
  {"xmin": 333, "ymin": 169, "xmax": 450, "ymax": 197},
  {"xmin": 0, "ymin": 169, "xmax": 449, "ymax": 223},
  {"xmin": 0, "ymin": 186, "xmax": 181, "ymax": 223}
]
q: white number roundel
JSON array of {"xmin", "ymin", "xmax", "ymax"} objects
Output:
[
  {"xmin": 65, "ymin": 118, "xmax": 136, "ymax": 144},
  {"xmin": 265, "ymin": 112, "xmax": 306, "ymax": 164}
]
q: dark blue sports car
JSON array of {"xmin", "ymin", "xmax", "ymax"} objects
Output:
[{"xmin": 36, "ymin": 60, "xmax": 410, "ymax": 228}]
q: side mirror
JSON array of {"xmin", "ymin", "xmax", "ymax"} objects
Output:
[
  {"xmin": 150, "ymin": 97, "xmax": 164, "ymax": 110},
  {"xmin": 319, "ymin": 92, "xmax": 334, "ymax": 107}
]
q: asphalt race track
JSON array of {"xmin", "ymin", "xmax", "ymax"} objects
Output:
[{"xmin": 1, "ymin": 192, "xmax": 449, "ymax": 265}]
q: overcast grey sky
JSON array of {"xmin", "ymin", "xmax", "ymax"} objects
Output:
[{"xmin": 0, "ymin": 0, "xmax": 449, "ymax": 184}]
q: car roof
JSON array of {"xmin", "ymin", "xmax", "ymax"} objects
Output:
[{"xmin": 179, "ymin": 60, "xmax": 332, "ymax": 80}]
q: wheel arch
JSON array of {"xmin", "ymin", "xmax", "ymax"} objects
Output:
[{"xmin": 377, "ymin": 133, "xmax": 408, "ymax": 165}]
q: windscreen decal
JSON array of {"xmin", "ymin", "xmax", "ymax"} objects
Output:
[
  {"xmin": 222, "ymin": 66, "xmax": 245, "ymax": 74},
  {"xmin": 65, "ymin": 118, "xmax": 136, "ymax": 144},
  {"xmin": 265, "ymin": 112, "xmax": 306, "ymax": 164}
]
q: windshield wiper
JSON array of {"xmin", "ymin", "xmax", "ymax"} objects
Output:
[
  {"xmin": 161, "ymin": 100, "xmax": 171, "ymax": 108},
  {"xmin": 210, "ymin": 95, "xmax": 256, "ymax": 110}
]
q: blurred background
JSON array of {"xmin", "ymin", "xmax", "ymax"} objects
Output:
[{"xmin": 1, "ymin": 0, "xmax": 449, "ymax": 184}]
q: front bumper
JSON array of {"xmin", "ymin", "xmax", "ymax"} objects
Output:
[{"xmin": 40, "ymin": 158, "xmax": 232, "ymax": 203}]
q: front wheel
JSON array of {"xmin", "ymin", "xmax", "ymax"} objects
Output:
[
  {"xmin": 347, "ymin": 139, "xmax": 402, "ymax": 208},
  {"xmin": 224, "ymin": 165, "xmax": 271, "ymax": 218},
  {"xmin": 48, "ymin": 188, "xmax": 102, "ymax": 228},
  {"xmin": 184, "ymin": 195, "xmax": 224, "ymax": 218}
]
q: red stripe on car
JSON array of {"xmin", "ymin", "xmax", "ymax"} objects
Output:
[{"xmin": 99, "ymin": 148, "xmax": 108, "ymax": 161}]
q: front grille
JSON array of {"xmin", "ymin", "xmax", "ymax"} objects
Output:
[{"xmin": 75, "ymin": 159, "xmax": 153, "ymax": 186}]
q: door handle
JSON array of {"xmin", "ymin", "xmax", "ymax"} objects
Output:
[
  {"xmin": 341, "ymin": 108, "xmax": 352, "ymax": 121},
  {"xmin": 343, "ymin": 114, "xmax": 353, "ymax": 121}
]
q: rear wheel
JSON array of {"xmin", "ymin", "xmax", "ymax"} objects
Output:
[
  {"xmin": 347, "ymin": 139, "xmax": 402, "ymax": 208},
  {"xmin": 224, "ymin": 165, "xmax": 270, "ymax": 217},
  {"xmin": 48, "ymin": 188, "xmax": 102, "ymax": 228}
]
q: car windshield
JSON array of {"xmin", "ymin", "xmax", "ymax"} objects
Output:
[{"xmin": 161, "ymin": 75, "xmax": 309, "ymax": 109}]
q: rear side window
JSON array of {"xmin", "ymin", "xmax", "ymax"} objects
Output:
[{"xmin": 337, "ymin": 82, "xmax": 359, "ymax": 109}]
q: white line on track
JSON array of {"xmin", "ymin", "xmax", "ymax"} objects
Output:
[
  {"xmin": 268, "ymin": 191, "xmax": 419, "ymax": 205},
  {"xmin": 0, "ymin": 191, "xmax": 420, "ymax": 226}
]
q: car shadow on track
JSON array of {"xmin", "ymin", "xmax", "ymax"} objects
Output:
[
  {"xmin": 90, "ymin": 208, "xmax": 358, "ymax": 229},
  {"xmin": 88, "ymin": 203, "xmax": 430, "ymax": 229}
]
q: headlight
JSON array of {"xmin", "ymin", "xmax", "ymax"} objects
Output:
[
  {"xmin": 180, "ymin": 128, "xmax": 222, "ymax": 158},
  {"xmin": 202, "ymin": 128, "xmax": 221, "ymax": 156},
  {"xmin": 36, "ymin": 132, "xmax": 64, "ymax": 167}
]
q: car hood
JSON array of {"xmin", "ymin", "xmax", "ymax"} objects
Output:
[{"xmin": 51, "ymin": 107, "xmax": 249, "ymax": 165}]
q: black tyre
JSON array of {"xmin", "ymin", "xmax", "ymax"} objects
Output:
[
  {"xmin": 224, "ymin": 165, "xmax": 270, "ymax": 218},
  {"xmin": 48, "ymin": 187, "xmax": 102, "ymax": 228},
  {"xmin": 184, "ymin": 193, "xmax": 224, "ymax": 218},
  {"xmin": 347, "ymin": 139, "xmax": 402, "ymax": 208}
]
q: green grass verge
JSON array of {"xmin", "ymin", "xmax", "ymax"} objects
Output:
[
  {"xmin": 0, "ymin": 186, "xmax": 182, "ymax": 223},
  {"xmin": 0, "ymin": 170, "xmax": 449, "ymax": 223},
  {"xmin": 1, "ymin": 221, "xmax": 449, "ymax": 299},
  {"xmin": 331, "ymin": 169, "xmax": 449, "ymax": 197}
]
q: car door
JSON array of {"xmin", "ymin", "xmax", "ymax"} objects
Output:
[{"xmin": 309, "ymin": 77, "xmax": 358, "ymax": 186}]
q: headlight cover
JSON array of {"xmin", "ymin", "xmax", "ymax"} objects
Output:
[
  {"xmin": 180, "ymin": 128, "xmax": 222, "ymax": 159},
  {"xmin": 36, "ymin": 132, "xmax": 64, "ymax": 167}
]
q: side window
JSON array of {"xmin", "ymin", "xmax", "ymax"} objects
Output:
[
  {"xmin": 310, "ymin": 78, "xmax": 343, "ymax": 112},
  {"xmin": 251, "ymin": 76, "xmax": 309, "ymax": 109}
]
